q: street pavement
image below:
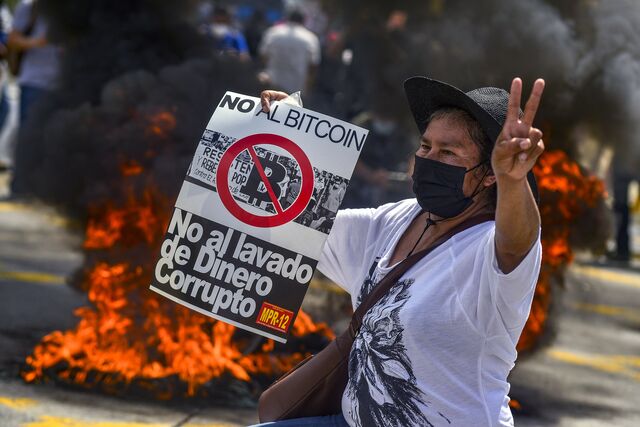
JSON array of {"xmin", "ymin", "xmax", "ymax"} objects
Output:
[
  {"xmin": 510, "ymin": 262, "xmax": 640, "ymax": 426},
  {"xmin": 1, "ymin": 170, "xmax": 639, "ymax": 426}
]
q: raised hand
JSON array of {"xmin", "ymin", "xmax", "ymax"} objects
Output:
[
  {"xmin": 260, "ymin": 90, "xmax": 289, "ymax": 113},
  {"xmin": 491, "ymin": 78, "xmax": 545, "ymax": 182}
]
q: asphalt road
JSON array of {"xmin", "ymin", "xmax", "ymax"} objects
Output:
[
  {"xmin": 0, "ymin": 177, "xmax": 639, "ymax": 426},
  {"xmin": 510, "ymin": 262, "xmax": 640, "ymax": 426}
]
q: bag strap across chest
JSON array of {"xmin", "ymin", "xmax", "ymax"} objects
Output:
[{"xmin": 348, "ymin": 213, "xmax": 495, "ymax": 338}]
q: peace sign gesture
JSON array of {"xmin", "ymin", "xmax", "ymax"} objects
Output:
[{"xmin": 491, "ymin": 78, "xmax": 545, "ymax": 182}]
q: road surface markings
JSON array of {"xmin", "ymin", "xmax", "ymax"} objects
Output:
[
  {"xmin": 573, "ymin": 302, "xmax": 640, "ymax": 323},
  {"xmin": 547, "ymin": 348, "xmax": 640, "ymax": 382},
  {"xmin": 0, "ymin": 201, "xmax": 28, "ymax": 212},
  {"xmin": 571, "ymin": 264, "xmax": 640, "ymax": 289},
  {"xmin": 0, "ymin": 396, "xmax": 37, "ymax": 409},
  {"xmin": 0, "ymin": 201, "xmax": 72, "ymax": 227},
  {"xmin": 22, "ymin": 417, "xmax": 238, "ymax": 427},
  {"xmin": 0, "ymin": 268, "xmax": 65, "ymax": 285},
  {"xmin": 0, "ymin": 396, "xmax": 242, "ymax": 427},
  {"xmin": 23, "ymin": 417, "xmax": 169, "ymax": 427},
  {"xmin": 184, "ymin": 424, "xmax": 239, "ymax": 427}
]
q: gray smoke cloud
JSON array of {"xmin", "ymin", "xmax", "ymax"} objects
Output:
[
  {"xmin": 12, "ymin": 0, "xmax": 262, "ymax": 215},
  {"xmin": 336, "ymin": 0, "xmax": 640, "ymax": 173},
  {"xmin": 576, "ymin": 0, "xmax": 640, "ymax": 171},
  {"xmin": 15, "ymin": 0, "xmax": 640, "ymax": 210},
  {"xmin": 17, "ymin": 57, "xmax": 261, "ymax": 213}
]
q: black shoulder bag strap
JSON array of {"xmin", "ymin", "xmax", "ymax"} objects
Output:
[{"xmin": 348, "ymin": 213, "xmax": 495, "ymax": 338}]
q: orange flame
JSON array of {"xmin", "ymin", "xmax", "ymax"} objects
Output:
[
  {"xmin": 84, "ymin": 191, "xmax": 159, "ymax": 250},
  {"xmin": 24, "ymin": 175, "xmax": 332, "ymax": 398},
  {"xmin": 517, "ymin": 150, "xmax": 606, "ymax": 352},
  {"xmin": 121, "ymin": 161, "xmax": 144, "ymax": 177},
  {"xmin": 23, "ymin": 146, "xmax": 603, "ymax": 396},
  {"xmin": 145, "ymin": 111, "xmax": 176, "ymax": 139}
]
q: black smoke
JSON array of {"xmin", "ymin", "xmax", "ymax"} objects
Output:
[
  {"xmin": 12, "ymin": 0, "xmax": 263, "ymax": 215},
  {"xmin": 327, "ymin": 0, "xmax": 640, "ymax": 171},
  {"xmin": 17, "ymin": 0, "xmax": 640, "ymax": 211}
]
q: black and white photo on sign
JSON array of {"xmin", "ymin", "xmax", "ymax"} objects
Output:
[
  {"xmin": 188, "ymin": 130, "xmax": 349, "ymax": 234},
  {"xmin": 152, "ymin": 91, "xmax": 368, "ymax": 341},
  {"xmin": 293, "ymin": 170, "xmax": 348, "ymax": 234},
  {"xmin": 187, "ymin": 130, "xmax": 237, "ymax": 180}
]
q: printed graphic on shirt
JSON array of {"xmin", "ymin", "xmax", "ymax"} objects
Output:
[
  {"xmin": 347, "ymin": 277, "xmax": 451, "ymax": 427},
  {"xmin": 356, "ymin": 258, "xmax": 383, "ymax": 308}
]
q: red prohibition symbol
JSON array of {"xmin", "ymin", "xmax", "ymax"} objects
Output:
[{"xmin": 216, "ymin": 133, "xmax": 314, "ymax": 228}]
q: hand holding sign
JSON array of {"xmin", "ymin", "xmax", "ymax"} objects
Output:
[
  {"xmin": 261, "ymin": 90, "xmax": 290, "ymax": 113},
  {"xmin": 150, "ymin": 92, "xmax": 368, "ymax": 342}
]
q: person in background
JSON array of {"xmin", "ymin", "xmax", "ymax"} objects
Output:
[
  {"xmin": 244, "ymin": 9, "xmax": 268, "ymax": 60},
  {"xmin": 258, "ymin": 9, "xmax": 320, "ymax": 94},
  {"xmin": 204, "ymin": 5, "xmax": 250, "ymax": 62},
  {"xmin": 343, "ymin": 100, "xmax": 414, "ymax": 208},
  {"xmin": 8, "ymin": 0, "xmax": 60, "ymax": 125},
  {"xmin": 0, "ymin": 0, "xmax": 11, "ymax": 171},
  {"xmin": 610, "ymin": 154, "xmax": 638, "ymax": 264},
  {"xmin": 312, "ymin": 30, "xmax": 349, "ymax": 117},
  {"xmin": 8, "ymin": 0, "xmax": 60, "ymax": 196}
]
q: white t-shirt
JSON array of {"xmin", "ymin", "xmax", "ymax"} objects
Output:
[
  {"xmin": 12, "ymin": 0, "xmax": 61, "ymax": 89},
  {"xmin": 317, "ymin": 199, "xmax": 542, "ymax": 427},
  {"xmin": 258, "ymin": 23, "xmax": 320, "ymax": 93}
]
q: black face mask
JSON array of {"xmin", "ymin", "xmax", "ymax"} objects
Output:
[{"xmin": 412, "ymin": 155, "xmax": 488, "ymax": 218}]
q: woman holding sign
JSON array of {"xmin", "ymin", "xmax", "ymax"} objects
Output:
[{"xmin": 255, "ymin": 76, "xmax": 545, "ymax": 427}]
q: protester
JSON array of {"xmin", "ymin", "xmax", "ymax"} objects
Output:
[
  {"xmin": 204, "ymin": 5, "xmax": 250, "ymax": 61},
  {"xmin": 243, "ymin": 9, "xmax": 268, "ymax": 60},
  {"xmin": 257, "ymin": 76, "xmax": 545, "ymax": 426},
  {"xmin": 343, "ymin": 102, "xmax": 414, "ymax": 208},
  {"xmin": 340, "ymin": 9, "xmax": 416, "ymax": 121},
  {"xmin": 258, "ymin": 10, "xmax": 320, "ymax": 94},
  {"xmin": 0, "ymin": 1, "xmax": 11, "ymax": 171},
  {"xmin": 0, "ymin": 1, "xmax": 10, "ymax": 123},
  {"xmin": 311, "ymin": 30, "xmax": 348, "ymax": 116},
  {"xmin": 610, "ymin": 157, "xmax": 637, "ymax": 264},
  {"xmin": 8, "ymin": 0, "xmax": 60, "ymax": 124}
]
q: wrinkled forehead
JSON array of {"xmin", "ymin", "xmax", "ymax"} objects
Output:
[
  {"xmin": 424, "ymin": 109, "xmax": 481, "ymax": 141},
  {"xmin": 422, "ymin": 113, "xmax": 484, "ymax": 159},
  {"xmin": 425, "ymin": 107, "xmax": 483, "ymax": 134}
]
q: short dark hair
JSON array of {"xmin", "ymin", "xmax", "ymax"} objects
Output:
[
  {"xmin": 213, "ymin": 6, "xmax": 230, "ymax": 17},
  {"xmin": 288, "ymin": 10, "xmax": 305, "ymax": 24},
  {"xmin": 426, "ymin": 107, "xmax": 497, "ymax": 206}
]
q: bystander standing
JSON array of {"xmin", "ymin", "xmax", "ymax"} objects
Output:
[
  {"xmin": 343, "ymin": 102, "xmax": 414, "ymax": 208},
  {"xmin": 203, "ymin": 5, "xmax": 250, "ymax": 62},
  {"xmin": 258, "ymin": 10, "xmax": 320, "ymax": 94},
  {"xmin": 8, "ymin": 0, "xmax": 60, "ymax": 125},
  {"xmin": 244, "ymin": 9, "xmax": 268, "ymax": 60},
  {"xmin": 0, "ymin": 0, "xmax": 11, "ymax": 171},
  {"xmin": 8, "ymin": 0, "xmax": 61, "ymax": 196}
]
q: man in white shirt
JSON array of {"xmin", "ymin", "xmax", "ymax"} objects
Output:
[
  {"xmin": 258, "ymin": 76, "xmax": 545, "ymax": 426},
  {"xmin": 8, "ymin": 0, "xmax": 60, "ymax": 124},
  {"xmin": 258, "ymin": 10, "xmax": 320, "ymax": 94}
]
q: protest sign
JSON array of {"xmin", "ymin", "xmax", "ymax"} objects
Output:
[{"xmin": 150, "ymin": 92, "xmax": 368, "ymax": 342}]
